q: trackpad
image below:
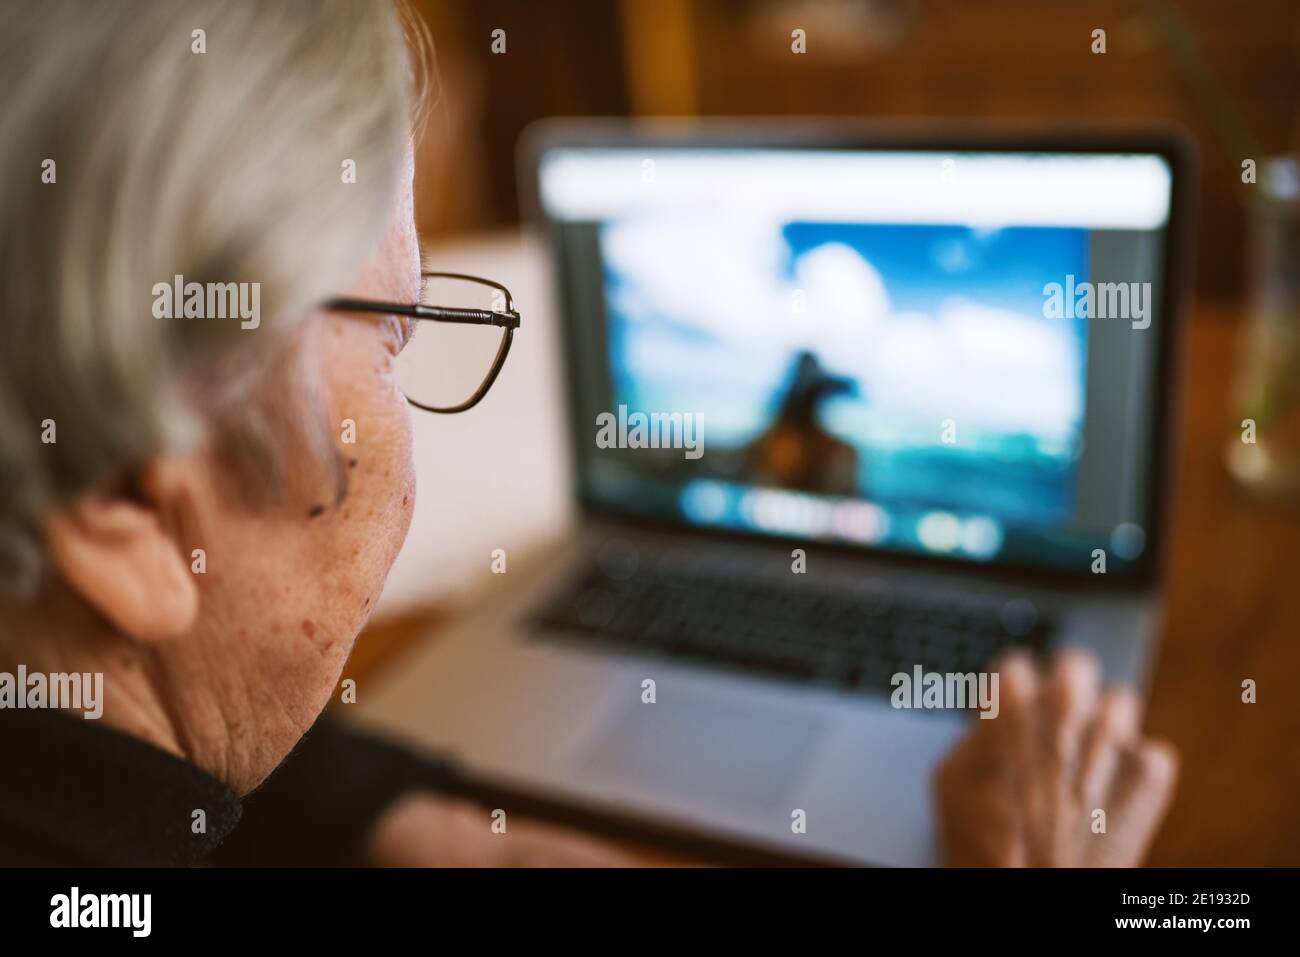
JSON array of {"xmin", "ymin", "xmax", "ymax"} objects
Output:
[{"xmin": 579, "ymin": 693, "xmax": 824, "ymax": 811}]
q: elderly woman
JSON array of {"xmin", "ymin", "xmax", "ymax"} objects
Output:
[{"xmin": 0, "ymin": 0, "xmax": 1176, "ymax": 867}]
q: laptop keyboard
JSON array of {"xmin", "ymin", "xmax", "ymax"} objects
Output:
[{"xmin": 527, "ymin": 542, "xmax": 1054, "ymax": 697}]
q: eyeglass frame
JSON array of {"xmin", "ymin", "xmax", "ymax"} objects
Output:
[{"xmin": 324, "ymin": 270, "xmax": 521, "ymax": 414}]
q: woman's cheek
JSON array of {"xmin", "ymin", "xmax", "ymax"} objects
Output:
[
  {"xmin": 398, "ymin": 455, "xmax": 417, "ymax": 542},
  {"xmin": 323, "ymin": 316, "xmax": 417, "ymax": 548},
  {"xmin": 377, "ymin": 357, "xmax": 417, "ymax": 555},
  {"xmin": 392, "ymin": 409, "xmax": 417, "ymax": 538}
]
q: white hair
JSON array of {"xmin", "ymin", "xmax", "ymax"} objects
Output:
[{"xmin": 0, "ymin": 0, "xmax": 424, "ymax": 596}]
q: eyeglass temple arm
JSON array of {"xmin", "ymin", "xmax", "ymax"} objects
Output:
[{"xmin": 324, "ymin": 298, "xmax": 521, "ymax": 329}]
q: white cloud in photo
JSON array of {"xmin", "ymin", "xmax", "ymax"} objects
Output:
[{"xmin": 600, "ymin": 215, "xmax": 1083, "ymax": 443}]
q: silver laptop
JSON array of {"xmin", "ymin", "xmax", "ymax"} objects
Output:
[{"xmin": 353, "ymin": 122, "xmax": 1191, "ymax": 866}]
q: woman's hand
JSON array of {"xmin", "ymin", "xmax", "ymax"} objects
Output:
[
  {"xmin": 934, "ymin": 648, "xmax": 1179, "ymax": 867},
  {"xmin": 364, "ymin": 792, "xmax": 636, "ymax": 867}
]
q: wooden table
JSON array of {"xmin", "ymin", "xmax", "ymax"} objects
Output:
[
  {"xmin": 1142, "ymin": 306, "xmax": 1300, "ymax": 866},
  {"xmin": 347, "ymin": 303, "xmax": 1300, "ymax": 866}
]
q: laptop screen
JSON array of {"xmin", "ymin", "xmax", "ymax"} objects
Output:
[{"xmin": 536, "ymin": 143, "xmax": 1176, "ymax": 579}]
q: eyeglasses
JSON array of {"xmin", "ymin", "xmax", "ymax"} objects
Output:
[{"xmin": 325, "ymin": 271, "xmax": 520, "ymax": 414}]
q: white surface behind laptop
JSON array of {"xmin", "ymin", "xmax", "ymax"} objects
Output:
[{"xmin": 376, "ymin": 230, "xmax": 573, "ymax": 618}]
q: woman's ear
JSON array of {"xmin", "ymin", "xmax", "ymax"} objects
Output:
[{"xmin": 44, "ymin": 460, "xmax": 200, "ymax": 643}]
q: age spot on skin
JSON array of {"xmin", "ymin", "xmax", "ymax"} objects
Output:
[
  {"xmin": 301, "ymin": 619, "xmax": 316, "ymax": 639},
  {"xmin": 308, "ymin": 504, "xmax": 326, "ymax": 518}
]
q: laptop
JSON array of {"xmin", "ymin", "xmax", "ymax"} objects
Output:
[{"xmin": 354, "ymin": 122, "xmax": 1192, "ymax": 865}]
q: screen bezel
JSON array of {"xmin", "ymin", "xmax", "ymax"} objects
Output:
[{"xmin": 519, "ymin": 119, "xmax": 1196, "ymax": 593}]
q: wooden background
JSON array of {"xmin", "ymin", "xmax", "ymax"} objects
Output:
[{"xmin": 413, "ymin": 0, "xmax": 1300, "ymax": 302}]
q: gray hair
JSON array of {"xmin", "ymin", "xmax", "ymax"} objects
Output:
[{"xmin": 0, "ymin": 0, "xmax": 424, "ymax": 596}]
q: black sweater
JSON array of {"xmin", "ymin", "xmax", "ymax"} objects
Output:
[{"xmin": 0, "ymin": 707, "xmax": 460, "ymax": 866}]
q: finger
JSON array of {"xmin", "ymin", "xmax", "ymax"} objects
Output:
[
  {"xmin": 1078, "ymin": 685, "xmax": 1141, "ymax": 810},
  {"xmin": 1043, "ymin": 648, "xmax": 1101, "ymax": 778},
  {"xmin": 1039, "ymin": 648, "xmax": 1102, "ymax": 863},
  {"xmin": 939, "ymin": 649, "xmax": 1036, "ymax": 779},
  {"xmin": 933, "ymin": 651, "xmax": 1037, "ymax": 867},
  {"xmin": 934, "ymin": 703, "xmax": 999, "ymax": 791},
  {"xmin": 1093, "ymin": 738, "xmax": 1180, "ymax": 867},
  {"xmin": 990, "ymin": 650, "xmax": 1048, "ymax": 860},
  {"xmin": 933, "ymin": 714, "xmax": 1022, "ymax": 867},
  {"xmin": 991, "ymin": 650, "xmax": 1040, "ymax": 782}
]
